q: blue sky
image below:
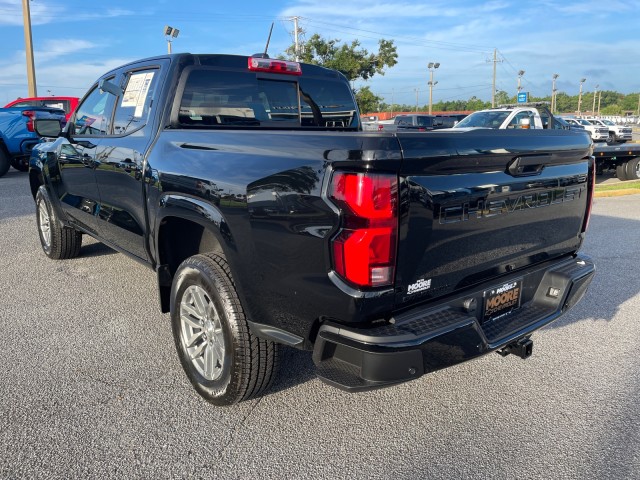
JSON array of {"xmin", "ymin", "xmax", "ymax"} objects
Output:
[{"xmin": 1, "ymin": 0, "xmax": 639, "ymax": 107}]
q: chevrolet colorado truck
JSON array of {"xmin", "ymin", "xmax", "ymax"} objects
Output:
[
  {"xmin": 30, "ymin": 53, "xmax": 596, "ymax": 405},
  {"xmin": 0, "ymin": 106, "xmax": 66, "ymax": 177}
]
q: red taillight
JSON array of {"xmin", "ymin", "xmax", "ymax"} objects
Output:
[
  {"xmin": 329, "ymin": 172, "xmax": 398, "ymax": 288},
  {"xmin": 248, "ymin": 57, "xmax": 302, "ymax": 75},
  {"xmin": 22, "ymin": 110, "xmax": 35, "ymax": 132},
  {"xmin": 582, "ymin": 157, "xmax": 596, "ymax": 233}
]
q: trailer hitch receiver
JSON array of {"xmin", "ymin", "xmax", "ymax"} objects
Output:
[{"xmin": 497, "ymin": 338, "xmax": 533, "ymax": 359}]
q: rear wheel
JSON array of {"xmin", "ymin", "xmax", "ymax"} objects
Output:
[
  {"xmin": 624, "ymin": 157, "xmax": 640, "ymax": 181},
  {"xmin": 0, "ymin": 150, "xmax": 9, "ymax": 178},
  {"xmin": 616, "ymin": 163, "xmax": 629, "ymax": 181},
  {"xmin": 35, "ymin": 186, "xmax": 83, "ymax": 259},
  {"xmin": 171, "ymin": 253, "xmax": 279, "ymax": 405}
]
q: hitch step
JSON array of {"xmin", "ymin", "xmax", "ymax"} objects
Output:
[{"xmin": 497, "ymin": 338, "xmax": 533, "ymax": 359}]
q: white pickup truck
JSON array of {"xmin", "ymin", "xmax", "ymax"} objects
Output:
[
  {"xmin": 584, "ymin": 117, "xmax": 633, "ymax": 143},
  {"xmin": 453, "ymin": 103, "xmax": 559, "ymax": 130},
  {"xmin": 561, "ymin": 118, "xmax": 609, "ymax": 142}
]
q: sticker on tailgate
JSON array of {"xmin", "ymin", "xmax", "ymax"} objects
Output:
[{"xmin": 483, "ymin": 279, "xmax": 522, "ymax": 321}]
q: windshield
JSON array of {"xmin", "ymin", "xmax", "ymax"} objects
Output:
[
  {"xmin": 601, "ymin": 119, "xmax": 615, "ymax": 126},
  {"xmin": 178, "ymin": 69, "xmax": 358, "ymax": 129},
  {"xmin": 455, "ymin": 111, "xmax": 511, "ymax": 128},
  {"xmin": 576, "ymin": 119, "xmax": 592, "ymax": 126}
]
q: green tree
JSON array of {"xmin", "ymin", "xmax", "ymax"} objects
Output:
[
  {"xmin": 354, "ymin": 86, "xmax": 382, "ymax": 114},
  {"xmin": 283, "ymin": 34, "xmax": 398, "ymax": 82}
]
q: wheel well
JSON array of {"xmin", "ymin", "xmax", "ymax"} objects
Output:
[
  {"xmin": 158, "ymin": 216, "xmax": 224, "ymax": 277},
  {"xmin": 157, "ymin": 216, "xmax": 224, "ymax": 312},
  {"xmin": 29, "ymin": 169, "xmax": 44, "ymax": 199}
]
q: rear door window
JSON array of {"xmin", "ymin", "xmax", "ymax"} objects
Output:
[{"xmin": 178, "ymin": 69, "xmax": 357, "ymax": 129}]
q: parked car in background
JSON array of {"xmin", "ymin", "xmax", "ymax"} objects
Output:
[
  {"xmin": 584, "ymin": 117, "xmax": 632, "ymax": 143},
  {"xmin": 562, "ymin": 118, "xmax": 609, "ymax": 142},
  {"xmin": 453, "ymin": 103, "xmax": 564, "ymax": 130},
  {"xmin": 4, "ymin": 96, "xmax": 79, "ymax": 121},
  {"xmin": 0, "ymin": 105, "xmax": 66, "ymax": 177}
]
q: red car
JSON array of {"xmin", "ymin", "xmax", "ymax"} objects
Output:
[{"xmin": 4, "ymin": 96, "xmax": 79, "ymax": 121}]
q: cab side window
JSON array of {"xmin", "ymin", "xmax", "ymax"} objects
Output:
[
  {"xmin": 73, "ymin": 80, "xmax": 115, "ymax": 135},
  {"xmin": 112, "ymin": 69, "xmax": 158, "ymax": 135}
]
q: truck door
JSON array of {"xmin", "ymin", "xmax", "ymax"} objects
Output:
[
  {"xmin": 93, "ymin": 64, "xmax": 165, "ymax": 262},
  {"xmin": 49, "ymin": 83, "xmax": 115, "ymax": 235}
]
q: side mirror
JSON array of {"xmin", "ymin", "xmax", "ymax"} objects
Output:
[
  {"xmin": 34, "ymin": 119, "xmax": 62, "ymax": 138},
  {"xmin": 99, "ymin": 78, "xmax": 123, "ymax": 97}
]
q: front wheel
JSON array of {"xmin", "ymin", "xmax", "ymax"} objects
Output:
[
  {"xmin": 171, "ymin": 253, "xmax": 279, "ymax": 405},
  {"xmin": 35, "ymin": 186, "xmax": 83, "ymax": 259},
  {"xmin": 606, "ymin": 132, "xmax": 615, "ymax": 144}
]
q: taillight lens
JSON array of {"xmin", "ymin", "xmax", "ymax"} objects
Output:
[
  {"xmin": 329, "ymin": 172, "xmax": 398, "ymax": 288},
  {"xmin": 582, "ymin": 157, "xmax": 596, "ymax": 233},
  {"xmin": 22, "ymin": 110, "xmax": 35, "ymax": 132}
]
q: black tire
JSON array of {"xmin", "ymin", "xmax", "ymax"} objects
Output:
[
  {"xmin": 171, "ymin": 253, "xmax": 279, "ymax": 405},
  {"xmin": 624, "ymin": 157, "xmax": 640, "ymax": 181},
  {"xmin": 35, "ymin": 186, "xmax": 83, "ymax": 259},
  {"xmin": 0, "ymin": 149, "xmax": 9, "ymax": 178},
  {"xmin": 606, "ymin": 132, "xmax": 615, "ymax": 144},
  {"xmin": 616, "ymin": 163, "xmax": 629, "ymax": 181},
  {"xmin": 10, "ymin": 157, "xmax": 29, "ymax": 172}
]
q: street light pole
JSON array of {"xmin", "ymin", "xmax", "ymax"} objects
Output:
[
  {"xmin": 414, "ymin": 88, "xmax": 419, "ymax": 112},
  {"xmin": 551, "ymin": 74, "xmax": 559, "ymax": 113},
  {"xmin": 164, "ymin": 25, "xmax": 180, "ymax": 54},
  {"xmin": 22, "ymin": 0, "xmax": 37, "ymax": 97},
  {"xmin": 428, "ymin": 62, "xmax": 440, "ymax": 115},
  {"xmin": 517, "ymin": 70, "xmax": 525, "ymax": 93},
  {"xmin": 577, "ymin": 78, "xmax": 586, "ymax": 115},
  {"xmin": 592, "ymin": 84, "xmax": 599, "ymax": 116},
  {"xmin": 597, "ymin": 90, "xmax": 602, "ymax": 116}
]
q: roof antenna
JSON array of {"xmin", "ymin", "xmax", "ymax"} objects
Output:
[{"xmin": 252, "ymin": 23, "xmax": 274, "ymax": 59}]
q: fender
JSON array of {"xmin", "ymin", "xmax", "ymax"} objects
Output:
[{"xmin": 153, "ymin": 193, "xmax": 236, "ymax": 312}]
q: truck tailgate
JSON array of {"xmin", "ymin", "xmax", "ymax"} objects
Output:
[{"xmin": 394, "ymin": 129, "xmax": 593, "ymax": 308}]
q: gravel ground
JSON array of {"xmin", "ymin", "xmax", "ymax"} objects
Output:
[{"xmin": 1, "ymin": 169, "xmax": 638, "ymax": 479}]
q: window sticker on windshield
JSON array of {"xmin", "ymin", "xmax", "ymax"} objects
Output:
[{"xmin": 122, "ymin": 72, "xmax": 155, "ymax": 117}]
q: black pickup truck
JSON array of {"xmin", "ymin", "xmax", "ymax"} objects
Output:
[{"xmin": 30, "ymin": 53, "xmax": 596, "ymax": 405}]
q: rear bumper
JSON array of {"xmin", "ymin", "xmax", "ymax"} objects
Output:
[{"xmin": 313, "ymin": 253, "xmax": 595, "ymax": 391}]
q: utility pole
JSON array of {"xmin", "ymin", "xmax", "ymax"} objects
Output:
[
  {"xmin": 592, "ymin": 84, "xmax": 599, "ymax": 116},
  {"xmin": 390, "ymin": 88, "xmax": 394, "ymax": 119},
  {"xmin": 488, "ymin": 49, "xmax": 502, "ymax": 108},
  {"xmin": 577, "ymin": 78, "xmax": 586, "ymax": 115},
  {"xmin": 414, "ymin": 88, "xmax": 419, "ymax": 112},
  {"xmin": 22, "ymin": 0, "xmax": 37, "ymax": 97},
  {"xmin": 289, "ymin": 16, "xmax": 302, "ymax": 61}
]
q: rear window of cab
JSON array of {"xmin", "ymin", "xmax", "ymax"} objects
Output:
[{"xmin": 177, "ymin": 68, "xmax": 358, "ymax": 129}]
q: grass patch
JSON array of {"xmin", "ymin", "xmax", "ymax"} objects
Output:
[{"xmin": 595, "ymin": 181, "xmax": 640, "ymax": 192}]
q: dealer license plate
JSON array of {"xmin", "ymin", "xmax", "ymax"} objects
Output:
[{"xmin": 483, "ymin": 279, "xmax": 522, "ymax": 322}]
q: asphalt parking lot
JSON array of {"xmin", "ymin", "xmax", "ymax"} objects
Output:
[{"xmin": 1, "ymin": 169, "xmax": 639, "ymax": 479}]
